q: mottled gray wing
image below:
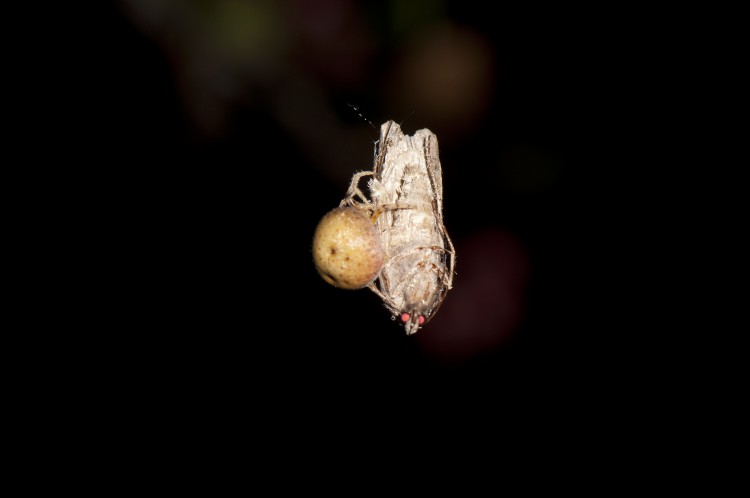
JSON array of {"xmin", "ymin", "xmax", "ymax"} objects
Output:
[
  {"xmin": 373, "ymin": 120, "xmax": 398, "ymax": 179},
  {"xmin": 418, "ymin": 128, "xmax": 445, "ymax": 224}
]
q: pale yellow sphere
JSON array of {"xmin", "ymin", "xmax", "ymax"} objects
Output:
[{"xmin": 312, "ymin": 207, "xmax": 384, "ymax": 289}]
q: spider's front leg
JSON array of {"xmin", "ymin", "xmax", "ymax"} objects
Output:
[{"xmin": 340, "ymin": 170, "xmax": 376, "ymax": 210}]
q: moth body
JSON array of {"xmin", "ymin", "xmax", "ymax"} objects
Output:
[{"xmin": 367, "ymin": 122, "xmax": 454, "ymax": 335}]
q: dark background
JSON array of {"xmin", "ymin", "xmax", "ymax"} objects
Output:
[{"xmin": 46, "ymin": 1, "xmax": 678, "ymax": 430}]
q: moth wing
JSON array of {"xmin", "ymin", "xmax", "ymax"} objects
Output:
[
  {"xmin": 374, "ymin": 120, "xmax": 405, "ymax": 180},
  {"xmin": 418, "ymin": 128, "xmax": 455, "ymax": 290},
  {"xmin": 418, "ymin": 129, "xmax": 445, "ymax": 222}
]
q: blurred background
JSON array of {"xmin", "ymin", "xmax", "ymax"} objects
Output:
[{"xmin": 58, "ymin": 0, "xmax": 656, "ymax": 423}]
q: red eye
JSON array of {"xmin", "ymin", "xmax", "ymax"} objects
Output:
[
  {"xmin": 418, "ymin": 315, "xmax": 425, "ymax": 325},
  {"xmin": 401, "ymin": 313, "xmax": 410, "ymax": 323}
]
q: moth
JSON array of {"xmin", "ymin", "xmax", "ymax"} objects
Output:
[{"xmin": 340, "ymin": 120, "xmax": 456, "ymax": 334}]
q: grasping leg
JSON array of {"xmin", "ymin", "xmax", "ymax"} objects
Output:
[{"xmin": 340, "ymin": 170, "xmax": 375, "ymax": 209}]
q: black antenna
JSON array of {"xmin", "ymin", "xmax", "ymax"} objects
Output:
[
  {"xmin": 398, "ymin": 109, "xmax": 417, "ymax": 130},
  {"xmin": 347, "ymin": 104, "xmax": 377, "ymax": 132}
]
